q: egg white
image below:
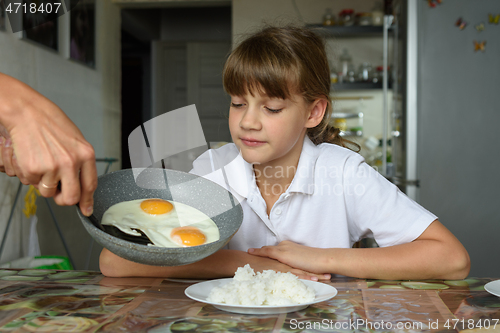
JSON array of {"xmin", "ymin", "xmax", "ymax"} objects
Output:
[{"xmin": 101, "ymin": 199, "xmax": 220, "ymax": 247}]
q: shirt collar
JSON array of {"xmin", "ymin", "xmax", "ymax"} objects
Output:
[
  {"xmin": 223, "ymin": 151, "xmax": 253, "ymax": 199},
  {"xmin": 224, "ymin": 135, "xmax": 319, "ymax": 198},
  {"xmin": 287, "ymin": 136, "xmax": 319, "ymax": 195}
]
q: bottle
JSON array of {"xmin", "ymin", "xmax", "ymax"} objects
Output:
[
  {"xmin": 339, "ymin": 49, "xmax": 352, "ymax": 79},
  {"xmin": 322, "ymin": 8, "xmax": 336, "ymax": 26}
]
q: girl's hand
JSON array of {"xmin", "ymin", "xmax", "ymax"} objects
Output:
[
  {"xmin": 248, "ymin": 240, "xmax": 330, "ymax": 275},
  {"xmin": 287, "ymin": 268, "xmax": 331, "ymax": 281},
  {"xmin": 249, "ymin": 257, "xmax": 331, "ymax": 281}
]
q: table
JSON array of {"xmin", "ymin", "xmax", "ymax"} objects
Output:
[{"xmin": 0, "ymin": 269, "xmax": 498, "ymax": 332}]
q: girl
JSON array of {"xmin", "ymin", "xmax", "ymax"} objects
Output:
[{"xmin": 100, "ymin": 26, "xmax": 469, "ymax": 281}]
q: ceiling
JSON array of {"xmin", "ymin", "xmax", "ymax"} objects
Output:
[{"xmin": 112, "ymin": 0, "xmax": 231, "ymax": 9}]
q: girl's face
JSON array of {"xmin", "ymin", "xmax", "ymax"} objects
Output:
[{"xmin": 228, "ymin": 90, "xmax": 325, "ymax": 169}]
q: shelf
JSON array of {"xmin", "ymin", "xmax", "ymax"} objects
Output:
[
  {"xmin": 332, "ymin": 112, "xmax": 363, "ymax": 119},
  {"xmin": 307, "ymin": 24, "xmax": 385, "ymax": 38},
  {"xmin": 331, "ymin": 82, "xmax": 383, "ymax": 90},
  {"xmin": 332, "ymin": 96, "xmax": 374, "ymax": 100},
  {"xmin": 339, "ymin": 130, "xmax": 363, "ymax": 137}
]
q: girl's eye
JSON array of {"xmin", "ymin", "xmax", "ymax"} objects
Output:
[
  {"xmin": 231, "ymin": 102, "xmax": 244, "ymax": 108},
  {"xmin": 265, "ymin": 106, "xmax": 283, "ymax": 113}
]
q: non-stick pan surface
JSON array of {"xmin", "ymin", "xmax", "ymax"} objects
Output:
[{"xmin": 76, "ymin": 168, "xmax": 243, "ymax": 266}]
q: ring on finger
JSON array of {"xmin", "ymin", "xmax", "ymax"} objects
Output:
[{"xmin": 41, "ymin": 182, "xmax": 58, "ymax": 189}]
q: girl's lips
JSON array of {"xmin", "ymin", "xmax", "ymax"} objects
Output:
[{"xmin": 240, "ymin": 138, "xmax": 266, "ymax": 147}]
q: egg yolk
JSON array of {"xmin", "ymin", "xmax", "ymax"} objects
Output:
[
  {"xmin": 140, "ymin": 199, "xmax": 173, "ymax": 215},
  {"xmin": 170, "ymin": 227, "xmax": 207, "ymax": 247}
]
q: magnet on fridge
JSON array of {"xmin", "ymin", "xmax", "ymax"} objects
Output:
[
  {"xmin": 488, "ymin": 14, "xmax": 499, "ymax": 25},
  {"xmin": 474, "ymin": 40, "xmax": 486, "ymax": 52},
  {"xmin": 426, "ymin": 0, "xmax": 442, "ymax": 8},
  {"xmin": 455, "ymin": 18, "xmax": 467, "ymax": 30},
  {"xmin": 475, "ymin": 23, "xmax": 485, "ymax": 32}
]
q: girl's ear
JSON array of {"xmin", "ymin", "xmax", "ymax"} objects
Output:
[{"xmin": 306, "ymin": 98, "xmax": 327, "ymax": 128}]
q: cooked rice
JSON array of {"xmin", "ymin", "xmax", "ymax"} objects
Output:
[{"xmin": 207, "ymin": 264, "xmax": 315, "ymax": 306}]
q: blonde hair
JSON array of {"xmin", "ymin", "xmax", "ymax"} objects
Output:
[{"xmin": 223, "ymin": 25, "xmax": 360, "ymax": 152}]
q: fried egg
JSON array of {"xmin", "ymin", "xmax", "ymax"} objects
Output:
[{"xmin": 101, "ymin": 198, "xmax": 219, "ymax": 247}]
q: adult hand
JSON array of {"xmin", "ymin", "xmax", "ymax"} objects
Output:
[
  {"xmin": 0, "ymin": 73, "xmax": 97, "ymax": 216},
  {"xmin": 248, "ymin": 240, "xmax": 330, "ymax": 276}
]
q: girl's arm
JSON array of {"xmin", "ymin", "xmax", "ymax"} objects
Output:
[
  {"xmin": 99, "ymin": 248, "xmax": 331, "ymax": 281},
  {"xmin": 248, "ymin": 220, "xmax": 470, "ymax": 280}
]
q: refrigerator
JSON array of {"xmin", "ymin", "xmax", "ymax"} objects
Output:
[{"xmin": 393, "ymin": 0, "xmax": 500, "ymax": 277}]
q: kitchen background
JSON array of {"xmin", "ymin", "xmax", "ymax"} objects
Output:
[{"xmin": 0, "ymin": 0, "xmax": 498, "ymax": 277}]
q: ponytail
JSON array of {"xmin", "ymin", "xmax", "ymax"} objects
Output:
[{"xmin": 307, "ymin": 123, "xmax": 361, "ymax": 152}]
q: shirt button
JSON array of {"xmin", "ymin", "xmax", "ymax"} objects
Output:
[{"xmin": 275, "ymin": 208, "xmax": 282, "ymax": 215}]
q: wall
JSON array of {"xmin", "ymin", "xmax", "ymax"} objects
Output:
[
  {"xmin": 232, "ymin": 0, "xmax": 377, "ymax": 37},
  {"xmin": 0, "ymin": 0, "xmax": 121, "ymax": 270},
  {"xmin": 231, "ymin": 0, "xmax": 384, "ymax": 64}
]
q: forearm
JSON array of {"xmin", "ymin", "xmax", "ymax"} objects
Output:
[
  {"xmin": 324, "ymin": 239, "xmax": 470, "ymax": 280},
  {"xmin": 99, "ymin": 248, "xmax": 290, "ymax": 279},
  {"xmin": 250, "ymin": 221, "xmax": 470, "ymax": 280},
  {"xmin": 0, "ymin": 73, "xmax": 30, "ymax": 129},
  {"xmin": 0, "ymin": 73, "xmax": 65, "ymax": 131}
]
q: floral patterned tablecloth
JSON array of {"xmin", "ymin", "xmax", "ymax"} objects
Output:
[{"xmin": 0, "ymin": 269, "xmax": 498, "ymax": 332}]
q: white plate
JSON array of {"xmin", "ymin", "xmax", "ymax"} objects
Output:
[
  {"xmin": 184, "ymin": 278, "xmax": 338, "ymax": 314},
  {"xmin": 485, "ymin": 280, "xmax": 500, "ymax": 297}
]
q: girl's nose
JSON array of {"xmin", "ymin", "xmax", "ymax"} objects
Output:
[{"xmin": 239, "ymin": 106, "xmax": 262, "ymax": 131}]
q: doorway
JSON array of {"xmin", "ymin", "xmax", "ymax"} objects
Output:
[{"xmin": 120, "ymin": 5, "xmax": 232, "ymax": 169}]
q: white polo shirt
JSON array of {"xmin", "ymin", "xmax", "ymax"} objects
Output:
[{"xmin": 190, "ymin": 136, "xmax": 437, "ymax": 251}]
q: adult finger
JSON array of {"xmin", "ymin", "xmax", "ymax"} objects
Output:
[
  {"xmin": 78, "ymin": 157, "xmax": 97, "ymax": 216},
  {"xmin": 1, "ymin": 138, "xmax": 16, "ymax": 176},
  {"xmin": 11, "ymin": 153, "xmax": 30, "ymax": 185},
  {"xmin": 38, "ymin": 173, "xmax": 60, "ymax": 197},
  {"xmin": 0, "ymin": 138, "xmax": 5, "ymax": 172},
  {"xmin": 53, "ymin": 166, "xmax": 80, "ymax": 206}
]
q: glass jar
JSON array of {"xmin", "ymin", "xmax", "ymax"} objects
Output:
[
  {"xmin": 330, "ymin": 69, "xmax": 338, "ymax": 84},
  {"xmin": 358, "ymin": 62, "xmax": 373, "ymax": 82},
  {"xmin": 356, "ymin": 13, "xmax": 373, "ymax": 26},
  {"xmin": 322, "ymin": 8, "xmax": 336, "ymax": 26},
  {"xmin": 371, "ymin": 9, "xmax": 384, "ymax": 26},
  {"xmin": 333, "ymin": 118, "xmax": 347, "ymax": 132},
  {"xmin": 338, "ymin": 9, "xmax": 355, "ymax": 26},
  {"xmin": 347, "ymin": 64, "xmax": 356, "ymax": 82},
  {"xmin": 376, "ymin": 65, "xmax": 390, "ymax": 81}
]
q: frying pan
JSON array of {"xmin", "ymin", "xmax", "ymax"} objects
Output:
[{"xmin": 76, "ymin": 168, "xmax": 243, "ymax": 266}]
